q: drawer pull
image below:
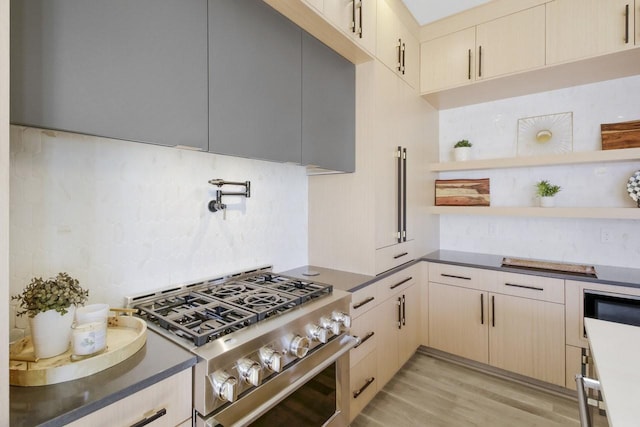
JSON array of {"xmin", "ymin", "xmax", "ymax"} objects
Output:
[
  {"xmin": 504, "ymin": 282, "xmax": 544, "ymax": 292},
  {"xmin": 353, "ymin": 377, "xmax": 375, "ymax": 399},
  {"xmin": 353, "ymin": 296, "xmax": 375, "ymax": 310},
  {"xmin": 354, "ymin": 331, "xmax": 375, "ymax": 348},
  {"xmin": 393, "ymin": 252, "xmax": 408, "ymax": 259},
  {"xmin": 441, "ymin": 273, "xmax": 471, "ymax": 280},
  {"xmin": 390, "ymin": 276, "xmax": 412, "ymax": 290},
  {"xmin": 130, "ymin": 408, "xmax": 167, "ymax": 427}
]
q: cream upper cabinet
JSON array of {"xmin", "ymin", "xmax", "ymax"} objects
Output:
[
  {"xmin": 323, "ymin": 0, "xmax": 377, "ymax": 54},
  {"xmin": 376, "ymin": 0, "xmax": 419, "ymax": 89},
  {"xmin": 420, "ymin": 5, "xmax": 545, "ymax": 94},
  {"xmin": 547, "ymin": 0, "xmax": 637, "ymax": 65}
]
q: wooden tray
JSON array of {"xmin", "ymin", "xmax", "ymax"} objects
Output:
[
  {"xmin": 502, "ymin": 257, "xmax": 597, "ymax": 277},
  {"xmin": 9, "ymin": 315, "xmax": 147, "ymax": 386},
  {"xmin": 435, "ymin": 178, "xmax": 490, "ymax": 206}
]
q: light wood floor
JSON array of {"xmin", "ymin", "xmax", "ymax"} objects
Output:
[{"xmin": 352, "ymin": 352, "xmax": 609, "ymax": 427}]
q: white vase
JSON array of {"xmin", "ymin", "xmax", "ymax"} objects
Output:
[
  {"xmin": 540, "ymin": 196, "xmax": 556, "ymax": 207},
  {"xmin": 454, "ymin": 147, "xmax": 471, "ymax": 161},
  {"xmin": 29, "ymin": 306, "xmax": 76, "ymax": 359}
]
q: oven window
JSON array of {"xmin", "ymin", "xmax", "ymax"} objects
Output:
[
  {"xmin": 249, "ymin": 363, "xmax": 337, "ymax": 426},
  {"xmin": 585, "ymin": 291, "xmax": 640, "ymax": 328}
]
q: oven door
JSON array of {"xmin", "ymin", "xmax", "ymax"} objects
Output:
[
  {"xmin": 584, "ymin": 290, "xmax": 640, "ymax": 327},
  {"xmin": 197, "ymin": 334, "xmax": 358, "ymax": 427}
]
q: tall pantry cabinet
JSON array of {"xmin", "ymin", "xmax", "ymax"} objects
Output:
[{"xmin": 308, "ymin": 57, "xmax": 437, "ymax": 276}]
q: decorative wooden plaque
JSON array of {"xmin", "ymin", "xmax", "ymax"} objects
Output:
[
  {"xmin": 601, "ymin": 119, "xmax": 640, "ymax": 150},
  {"xmin": 435, "ymin": 178, "xmax": 490, "ymax": 206}
]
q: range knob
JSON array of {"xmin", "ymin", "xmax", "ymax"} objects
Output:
[
  {"xmin": 320, "ymin": 316, "xmax": 341, "ymax": 336},
  {"xmin": 306, "ymin": 323, "xmax": 329, "ymax": 343},
  {"xmin": 332, "ymin": 311, "xmax": 352, "ymax": 328},
  {"xmin": 209, "ymin": 370, "xmax": 237, "ymax": 403},
  {"xmin": 289, "ymin": 335, "xmax": 310, "ymax": 358},
  {"xmin": 259, "ymin": 346, "xmax": 282, "ymax": 373},
  {"xmin": 237, "ymin": 358, "xmax": 263, "ymax": 387}
]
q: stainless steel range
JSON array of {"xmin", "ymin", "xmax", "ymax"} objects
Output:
[{"xmin": 126, "ymin": 266, "xmax": 357, "ymax": 427}]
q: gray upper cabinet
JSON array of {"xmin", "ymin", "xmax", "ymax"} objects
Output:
[
  {"xmin": 302, "ymin": 33, "xmax": 355, "ymax": 173},
  {"xmin": 208, "ymin": 0, "xmax": 302, "ymax": 163},
  {"xmin": 10, "ymin": 0, "xmax": 208, "ymax": 149}
]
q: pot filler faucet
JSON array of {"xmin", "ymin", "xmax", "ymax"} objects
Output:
[{"xmin": 208, "ymin": 179, "xmax": 251, "ymax": 213}]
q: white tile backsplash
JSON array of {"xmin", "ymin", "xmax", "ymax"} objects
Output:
[
  {"xmin": 438, "ymin": 75, "xmax": 640, "ymax": 269},
  {"xmin": 10, "ymin": 127, "xmax": 309, "ymax": 310}
]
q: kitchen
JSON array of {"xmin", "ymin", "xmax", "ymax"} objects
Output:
[{"xmin": 3, "ymin": 0, "xmax": 640, "ymax": 426}]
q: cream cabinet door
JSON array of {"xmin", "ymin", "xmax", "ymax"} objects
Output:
[
  {"xmin": 376, "ymin": 0, "xmax": 418, "ymax": 89},
  {"xmin": 547, "ymin": 0, "xmax": 636, "ymax": 64},
  {"xmin": 324, "ymin": 0, "xmax": 376, "ymax": 54},
  {"xmin": 376, "ymin": 290, "xmax": 402, "ymax": 387},
  {"xmin": 398, "ymin": 283, "xmax": 419, "ymax": 365},
  {"xmin": 488, "ymin": 293, "xmax": 565, "ymax": 386},
  {"xmin": 420, "ymin": 27, "xmax": 476, "ymax": 93},
  {"xmin": 428, "ymin": 282, "xmax": 489, "ymax": 364},
  {"xmin": 476, "ymin": 5, "xmax": 545, "ymax": 80}
]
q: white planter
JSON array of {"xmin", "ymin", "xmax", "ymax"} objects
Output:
[
  {"xmin": 454, "ymin": 147, "xmax": 471, "ymax": 161},
  {"xmin": 29, "ymin": 306, "xmax": 75, "ymax": 359},
  {"xmin": 540, "ymin": 196, "xmax": 556, "ymax": 207}
]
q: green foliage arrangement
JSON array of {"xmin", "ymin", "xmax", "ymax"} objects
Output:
[
  {"xmin": 536, "ymin": 180, "xmax": 562, "ymax": 197},
  {"xmin": 454, "ymin": 139, "xmax": 472, "ymax": 148},
  {"xmin": 12, "ymin": 272, "xmax": 88, "ymax": 317}
]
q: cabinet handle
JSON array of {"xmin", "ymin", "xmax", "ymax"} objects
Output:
[
  {"xmin": 504, "ymin": 282, "xmax": 544, "ymax": 292},
  {"xmin": 402, "ymin": 294, "xmax": 406, "ymax": 326},
  {"xmin": 480, "ymin": 293, "xmax": 484, "ymax": 325},
  {"xmin": 402, "ymin": 147, "xmax": 407, "ymax": 242},
  {"xmin": 393, "ymin": 252, "xmax": 408, "ymax": 260},
  {"xmin": 441, "ymin": 273, "xmax": 471, "ymax": 280},
  {"xmin": 397, "ymin": 39, "xmax": 403, "ymax": 72},
  {"xmin": 390, "ymin": 276, "xmax": 412, "ymax": 290},
  {"xmin": 353, "ymin": 296, "xmax": 375, "ymax": 310},
  {"xmin": 467, "ymin": 49, "xmax": 472, "ymax": 80},
  {"xmin": 130, "ymin": 408, "xmax": 167, "ymax": 427},
  {"xmin": 491, "ymin": 295, "xmax": 495, "ymax": 327},
  {"xmin": 354, "ymin": 331, "xmax": 375, "ymax": 348},
  {"xmin": 397, "ymin": 297, "xmax": 402, "ymax": 329},
  {"xmin": 624, "ymin": 4, "xmax": 630, "ymax": 44},
  {"xmin": 358, "ymin": 1, "xmax": 363, "ymax": 38},
  {"xmin": 353, "ymin": 377, "xmax": 375, "ymax": 399},
  {"xmin": 401, "ymin": 42, "xmax": 406, "ymax": 75},
  {"xmin": 396, "ymin": 146, "xmax": 402, "ymax": 243},
  {"xmin": 478, "ymin": 45, "xmax": 483, "ymax": 77}
]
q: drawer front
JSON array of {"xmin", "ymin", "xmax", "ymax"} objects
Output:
[
  {"xmin": 350, "ymin": 283, "xmax": 378, "ymax": 318},
  {"xmin": 376, "ymin": 264, "xmax": 417, "ymax": 302},
  {"xmin": 375, "ymin": 240, "xmax": 415, "ymax": 275},
  {"xmin": 495, "ymin": 272, "xmax": 564, "ymax": 303},
  {"xmin": 350, "ymin": 308, "xmax": 378, "ymax": 367},
  {"xmin": 349, "ymin": 350, "xmax": 378, "ymax": 423},
  {"xmin": 428, "ymin": 262, "xmax": 495, "ymax": 291}
]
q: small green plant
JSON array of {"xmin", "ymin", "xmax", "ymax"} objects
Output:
[
  {"xmin": 12, "ymin": 272, "xmax": 88, "ymax": 317},
  {"xmin": 454, "ymin": 139, "xmax": 472, "ymax": 148},
  {"xmin": 536, "ymin": 180, "xmax": 562, "ymax": 197}
]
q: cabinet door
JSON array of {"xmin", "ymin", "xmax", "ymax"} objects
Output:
[
  {"xmin": 375, "ymin": 0, "xmax": 417, "ymax": 89},
  {"xmin": 208, "ymin": 0, "xmax": 302, "ymax": 163},
  {"xmin": 376, "ymin": 292, "xmax": 401, "ymax": 386},
  {"xmin": 324, "ymin": 0, "xmax": 377, "ymax": 54},
  {"xmin": 547, "ymin": 0, "xmax": 636, "ymax": 65},
  {"xmin": 428, "ymin": 282, "xmax": 489, "ymax": 364},
  {"xmin": 489, "ymin": 293, "xmax": 565, "ymax": 386},
  {"xmin": 476, "ymin": 5, "xmax": 545, "ymax": 80},
  {"xmin": 10, "ymin": 0, "xmax": 208, "ymax": 149},
  {"xmin": 420, "ymin": 28, "xmax": 476, "ymax": 93},
  {"xmin": 398, "ymin": 283, "xmax": 419, "ymax": 365},
  {"xmin": 302, "ymin": 33, "xmax": 355, "ymax": 172},
  {"xmin": 399, "ymin": 25, "xmax": 420, "ymax": 90}
]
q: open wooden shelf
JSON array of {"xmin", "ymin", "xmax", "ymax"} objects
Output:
[
  {"xmin": 429, "ymin": 148, "xmax": 640, "ymax": 172},
  {"xmin": 428, "ymin": 206, "xmax": 640, "ymax": 220}
]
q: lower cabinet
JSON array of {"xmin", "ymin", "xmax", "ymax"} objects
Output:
[{"xmin": 66, "ymin": 369, "xmax": 192, "ymax": 427}]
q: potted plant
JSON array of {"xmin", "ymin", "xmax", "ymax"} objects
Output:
[
  {"xmin": 12, "ymin": 272, "xmax": 89, "ymax": 358},
  {"xmin": 453, "ymin": 139, "xmax": 472, "ymax": 161},
  {"xmin": 536, "ymin": 180, "xmax": 562, "ymax": 207}
]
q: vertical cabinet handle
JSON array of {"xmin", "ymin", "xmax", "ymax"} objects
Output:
[
  {"xmin": 401, "ymin": 42, "xmax": 406, "ymax": 75},
  {"xmin": 480, "ymin": 293, "xmax": 484, "ymax": 325},
  {"xmin": 351, "ymin": 0, "xmax": 356, "ymax": 33},
  {"xmin": 478, "ymin": 45, "xmax": 482, "ymax": 77},
  {"xmin": 397, "ymin": 39, "xmax": 403, "ymax": 72},
  {"xmin": 491, "ymin": 295, "xmax": 495, "ymax": 327},
  {"xmin": 358, "ymin": 1, "xmax": 363, "ymax": 38},
  {"xmin": 624, "ymin": 4, "xmax": 630, "ymax": 44},
  {"xmin": 401, "ymin": 294, "xmax": 406, "ymax": 326},
  {"xmin": 396, "ymin": 146, "xmax": 402, "ymax": 243},
  {"xmin": 397, "ymin": 297, "xmax": 402, "ymax": 329},
  {"xmin": 467, "ymin": 49, "xmax": 472, "ymax": 80},
  {"xmin": 402, "ymin": 148, "xmax": 407, "ymax": 241}
]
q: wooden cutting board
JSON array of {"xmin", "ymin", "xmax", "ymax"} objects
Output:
[
  {"xmin": 435, "ymin": 178, "xmax": 490, "ymax": 206},
  {"xmin": 601, "ymin": 119, "xmax": 640, "ymax": 150},
  {"xmin": 9, "ymin": 315, "xmax": 147, "ymax": 386}
]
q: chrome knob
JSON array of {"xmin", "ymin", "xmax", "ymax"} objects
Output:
[
  {"xmin": 259, "ymin": 346, "xmax": 282, "ymax": 373},
  {"xmin": 332, "ymin": 311, "xmax": 352, "ymax": 328},
  {"xmin": 289, "ymin": 335, "xmax": 310, "ymax": 358},
  {"xmin": 320, "ymin": 316, "xmax": 341, "ymax": 336},
  {"xmin": 237, "ymin": 358, "xmax": 262, "ymax": 387},
  {"xmin": 209, "ymin": 370, "xmax": 237, "ymax": 402},
  {"xmin": 306, "ymin": 323, "xmax": 329, "ymax": 344}
]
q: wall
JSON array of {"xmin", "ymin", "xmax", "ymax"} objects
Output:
[
  {"xmin": 9, "ymin": 127, "xmax": 309, "ymax": 333},
  {"xmin": 437, "ymin": 75, "xmax": 640, "ymax": 269}
]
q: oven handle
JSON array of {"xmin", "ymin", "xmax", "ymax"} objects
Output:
[{"xmin": 219, "ymin": 334, "xmax": 359, "ymax": 427}]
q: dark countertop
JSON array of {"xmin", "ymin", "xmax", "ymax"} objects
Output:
[{"xmin": 10, "ymin": 329, "xmax": 198, "ymax": 427}]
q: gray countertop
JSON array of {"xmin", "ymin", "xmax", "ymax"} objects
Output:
[
  {"xmin": 281, "ymin": 265, "xmax": 377, "ymax": 292},
  {"xmin": 10, "ymin": 329, "xmax": 198, "ymax": 427}
]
